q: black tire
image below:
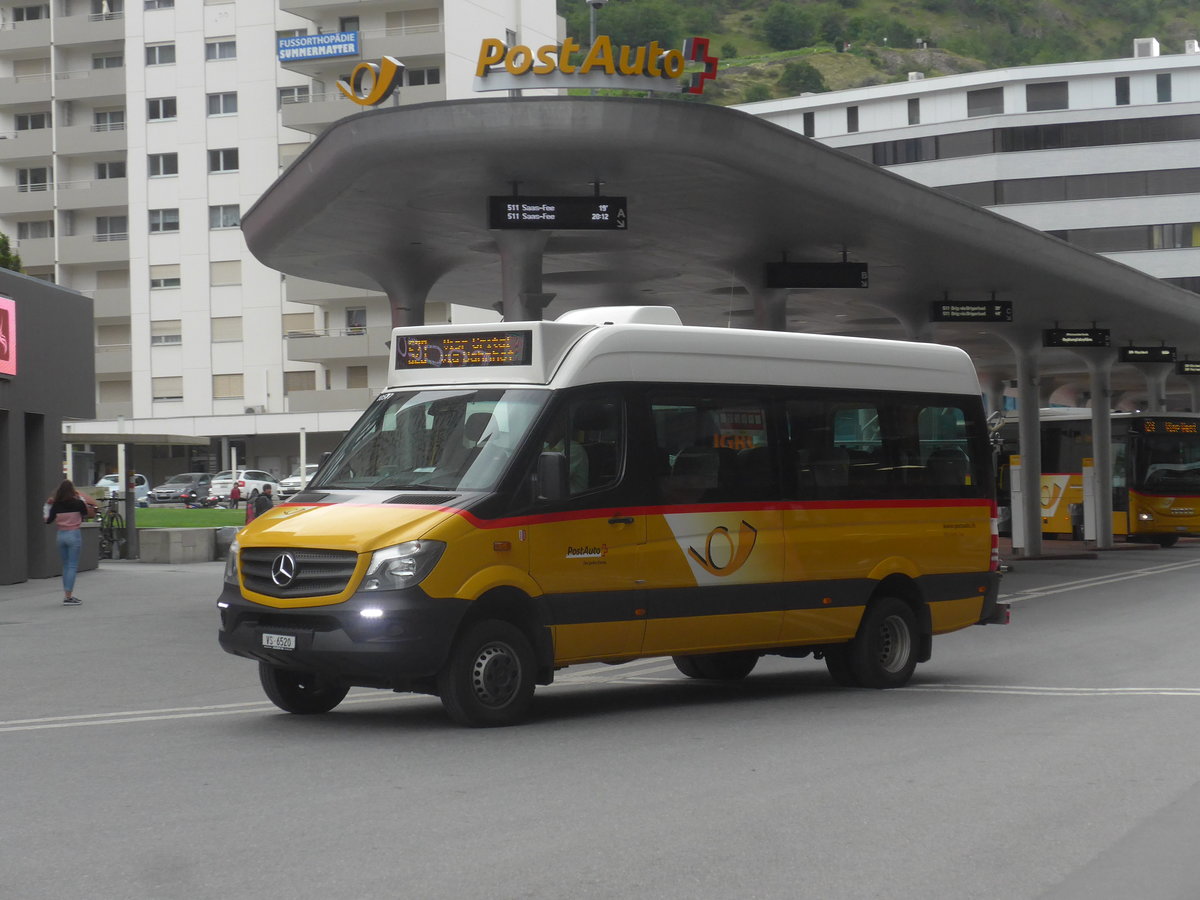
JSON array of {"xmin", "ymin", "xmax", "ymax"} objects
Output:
[
  {"xmin": 437, "ymin": 619, "xmax": 536, "ymax": 727},
  {"xmin": 1154, "ymin": 535, "xmax": 1180, "ymax": 548},
  {"xmin": 846, "ymin": 596, "xmax": 919, "ymax": 689},
  {"xmin": 672, "ymin": 655, "xmax": 704, "ymax": 678},
  {"xmin": 823, "ymin": 645, "xmax": 859, "ymax": 687},
  {"xmin": 258, "ymin": 662, "xmax": 349, "ymax": 714},
  {"xmin": 673, "ymin": 651, "xmax": 758, "ymax": 680}
]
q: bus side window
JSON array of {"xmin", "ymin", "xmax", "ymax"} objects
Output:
[{"xmin": 536, "ymin": 393, "xmax": 623, "ymax": 501}]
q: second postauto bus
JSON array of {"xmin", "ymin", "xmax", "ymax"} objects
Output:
[{"xmin": 218, "ymin": 307, "xmax": 1008, "ymax": 726}]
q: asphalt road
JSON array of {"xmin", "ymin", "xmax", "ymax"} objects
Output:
[{"xmin": 4, "ymin": 546, "xmax": 1200, "ymax": 900}]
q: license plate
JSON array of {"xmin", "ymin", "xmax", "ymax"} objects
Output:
[{"xmin": 261, "ymin": 633, "xmax": 296, "ymax": 650}]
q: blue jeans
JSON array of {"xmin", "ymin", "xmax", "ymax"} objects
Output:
[{"xmin": 56, "ymin": 529, "xmax": 82, "ymax": 594}]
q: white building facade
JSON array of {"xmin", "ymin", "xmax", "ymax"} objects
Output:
[
  {"xmin": 0, "ymin": 0, "xmax": 558, "ymax": 480},
  {"xmin": 740, "ymin": 38, "xmax": 1200, "ymax": 299}
]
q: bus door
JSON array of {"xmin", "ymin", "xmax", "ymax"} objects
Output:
[
  {"xmin": 525, "ymin": 392, "xmax": 648, "ymax": 662},
  {"xmin": 640, "ymin": 391, "xmax": 785, "ymax": 656}
]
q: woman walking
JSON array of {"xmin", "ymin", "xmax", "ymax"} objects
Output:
[{"xmin": 45, "ymin": 479, "xmax": 90, "ymax": 605}]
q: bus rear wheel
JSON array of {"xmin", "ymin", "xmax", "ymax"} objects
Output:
[
  {"xmin": 672, "ymin": 652, "xmax": 758, "ymax": 680},
  {"xmin": 437, "ymin": 619, "xmax": 536, "ymax": 727},
  {"xmin": 843, "ymin": 597, "xmax": 919, "ymax": 689},
  {"xmin": 259, "ymin": 663, "xmax": 349, "ymax": 714}
]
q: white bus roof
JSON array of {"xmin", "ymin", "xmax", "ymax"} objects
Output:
[{"xmin": 387, "ymin": 307, "xmax": 980, "ymax": 396}]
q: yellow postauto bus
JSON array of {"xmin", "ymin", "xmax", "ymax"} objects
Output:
[{"xmin": 218, "ymin": 307, "xmax": 1007, "ymax": 726}]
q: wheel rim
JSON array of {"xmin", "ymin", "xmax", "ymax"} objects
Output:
[
  {"xmin": 877, "ymin": 614, "xmax": 912, "ymax": 674},
  {"xmin": 470, "ymin": 641, "xmax": 522, "ymax": 708}
]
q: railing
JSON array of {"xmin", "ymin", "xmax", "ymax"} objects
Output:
[
  {"xmin": 285, "ymin": 327, "xmax": 367, "ymax": 338},
  {"xmin": 87, "ymin": 12, "xmax": 125, "ymax": 22},
  {"xmin": 16, "ymin": 183, "xmax": 52, "ymax": 192},
  {"xmin": 94, "ymin": 232, "xmax": 128, "ymax": 242},
  {"xmin": 91, "ymin": 121, "xmax": 126, "ymax": 132},
  {"xmin": 12, "ymin": 73, "xmax": 52, "ymax": 84}
]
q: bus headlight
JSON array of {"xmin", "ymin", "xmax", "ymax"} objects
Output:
[
  {"xmin": 362, "ymin": 541, "xmax": 445, "ymax": 591},
  {"xmin": 1138, "ymin": 512, "xmax": 1154, "ymax": 522},
  {"xmin": 223, "ymin": 539, "xmax": 240, "ymax": 585}
]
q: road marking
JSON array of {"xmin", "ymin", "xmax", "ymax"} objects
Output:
[
  {"xmin": 908, "ymin": 684, "xmax": 1200, "ymax": 697},
  {"xmin": 1000, "ymin": 557, "xmax": 1200, "ymax": 603}
]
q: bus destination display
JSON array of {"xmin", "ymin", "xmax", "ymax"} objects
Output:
[
  {"xmin": 1141, "ymin": 419, "xmax": 1200, "ymax": 435},
  {"xmin": 488, "ymin": 196, "xmax": 627, "ymax": 230},
  {"xmin": 395, "ymin": 331, "xmax": 533, "ymax": 369}
]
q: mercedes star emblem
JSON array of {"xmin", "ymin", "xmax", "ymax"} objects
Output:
[{"xmin": 270, "ymin": 552, "xmax": 298, "ymax": 587}]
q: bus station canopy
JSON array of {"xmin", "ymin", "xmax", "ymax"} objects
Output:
[{"xmin": 242, "ymin": 96, "xmax": 1200, "ymax": 403}]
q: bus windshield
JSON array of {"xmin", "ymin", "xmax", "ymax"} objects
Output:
[
  {"xmin": 314, "ymin": 388, "xmax": 549, "ymax": 492},
  {"xmin": 1135, "ymin": 434, "xmax": 1200, "ymax": 493}
]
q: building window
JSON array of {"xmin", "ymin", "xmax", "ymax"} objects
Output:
[
  {"xmin": 207, "ymin": 92, "xmax": 237, "ymax": 116},
  {"xmin": 846, "ymin": 106, "xmax": 859, "ymax": 133},
  {"xmin": 92, "ymin": 53, "xmax": 124, "ymax": 69},
  {"xmin": 17, "ymin": 167, "xmax": 51, "ymax": 192},
  {"xmin": 209, "ymin": 260, "xmax": 241, "ymax": 285},
  {"xmin": 17, "ymin": 220, "xmax": 54, "ymax": 240},
  {"xmin": 346, "ymin": 365, "xmax": 369, "ymax": 389},
  {"xmin": 93, "ymin": 0, "xmax": 123, "ymax": 16},
  {"xmin": 967, "ymin": 87, "xmax": 1004, "ymax": 117},
  {"xmin": 802, "ymin": 111, "xmax": 814, "ymax": 138},
  {"xmin": 208, "ymin": 148, "xmax": 239, "ymax": 173},
  {"xmin": 205, "ymin": 39, "xmax": 237, "ymax": 60},
  {"xmin": 96, "ymin": 161, "xmax": 126, "ymax": 180},
  {"xmin": 282, "ymin": 312, "xmax": 314, "ymax": 335},
  {"xmin": 907, "ymin": 98, "xmax": 920, "ymax": 125},
  {"xmin": 1115, "ymin": 76, "xmax": 1130, "ymax": 106},
  {"xmin": 152, "ymin": 376, "xmax": 183, "ymax": 401},
  {"xmin": 13, "ymin": 5, "xmax": 50, "ymax": 21},
  {"xmin": 145, "ymin": 0, "xmax": 174, "ymax": 8},
  {"xmin": 276, "ymin": 28, "xmax": 306, "ymax": 40},
  {"xmin": 15, "ymin": 112, "xmax": 51, "ymax": 130},
  {"xmin": 1157, "ymin": 73, "xmax": 1172, "ymax": 103},
  {"xmin": 150, "ymin": 319, "xmax": 182, "ymax": 346},
  {"xmin": 346, "ymin": 307, "xmax": 366, "ymax": 334},
  {"xmin": 278, "ymin": 86, "xmax": 310, "ymax": 107},
  {"xmin": 212, "ymin": 316, "xmax": 242, "ymax": 342},
  {"xmin": 209, "ymin": 204, "xmax": 240, "ymax": 229},
  {"xmin": 407, "ymin": 67, "xmax": 441, "ymax": 86},
  {"xmin": 149, "ymin": 208, "xmax": 180, "ymax": 233},
  {"xmin": 150, "ymin": 264, "xmax": 181, "ymax": 289},
  {"xmin": 147, "ymin": 97, "xmax": 177, "ymax": 120},
  {"xmin": 97, "ymin": 323, "xmax": 131, "ymax": 345},
  {"xmin": 93, "ymin": 109, "xmax": 125, "ymax": 132},
  {"xmin": 339, "ymin": 16, "xmax": 359, "ymax": 31},
  {"xmin": 284, "ymin": 371, "xmax": 316, "ymax": 394},
  {"xmin": 95, "ymin": 216, "xmax": 127, "ymax": 241},
  {"xmin": 212, "ymin": 373, "xmax": 244, "ymax": 399},
  {"xmin": 147, "ymin": 152, "xmax": 178, "ymax": 177},
  {"xmin": 145, "ymin": 43, "xmax": 176, "ymax": 66},
  {"xmin": 1026, "ymin": 81, "xmax": 1068, "ymax": 112}
]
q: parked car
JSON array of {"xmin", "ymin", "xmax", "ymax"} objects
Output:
[
  {"xmin": 279, "ymin": 464, "xmax": 319, "ymax": 498},
  {"xmin": 150, "ymin": 472, "xmax": 212, "ymax": 505},
  {"xmin": 94, "ymin": 473, "xmax": 150, "ymax": 504},
  {"xmin": 209, "ymin": 469, "xmax": 281, "ymax": 503}
]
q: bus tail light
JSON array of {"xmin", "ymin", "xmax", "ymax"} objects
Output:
[{"xmin": 990, "ymin": 503, "xmax": 1001, "ymax": 572}]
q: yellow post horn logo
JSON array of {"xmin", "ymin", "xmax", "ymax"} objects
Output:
[
  {"xmin": 337, "ymin": 56, "xmax": 405, "ymax": 107},
  {"xmin": 687, "ymin": 520, "xmax": 758, "ymax": 576}
]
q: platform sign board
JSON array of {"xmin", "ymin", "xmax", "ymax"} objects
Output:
[
  {"xmin": 763, "ymin": 262, "xmax": 868, "ymax": 289},
  {"xmin": 1043, "ymin": 328, "xmax": 1111, "ymax": 348},
  {"xmin": 930, "ymin": 300, "xmax": 1013, "ymax": 323},
  {"xmin": 1178, "ymin": 361, "xmax": 1200, "ymax": 376},
  {"xmin": 488, "ymin": 196, "xmax": 627, "ymax": 230},
  {"xmin": 1119, "ymin": 346, "xmax": 1176, "ymax": 363}
]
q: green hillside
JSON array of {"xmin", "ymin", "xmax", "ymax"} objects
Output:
[{"xmin": 556, "ymin": 0, "xmax": 1200, "ymax": 104}]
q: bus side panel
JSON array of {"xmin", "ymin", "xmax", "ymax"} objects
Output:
[
  {"xmin": 1040, "ymin": 473, "xmax": 1082, "ymax": 535},
  {"xmin": 639, "ymin": 509, "xmax": 786, "ymax": 655}
]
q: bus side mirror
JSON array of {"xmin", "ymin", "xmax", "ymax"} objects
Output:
[{"xmin": 536, "ymin": 451, "xmax": 568, "ymax": 504}]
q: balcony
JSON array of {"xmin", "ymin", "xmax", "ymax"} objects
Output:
[
  {"xmin": 0, "ymin": 184, "xmax": 54, "ymax": 215},
  {"xmin": 285, "ymin": 276, "xmax": 381, "ymax": 305},
  {"xmin": 87, "ymin": 287, "xmax": 130, "ymax": 320},
  {"xmin": 54, "ymin": 12, "xmax": 125, "ymax": 46},
  {"xmin": 8, "ymin": 236, "xmax": 53, "ymax": 267},
  {"xmin": 94, "ymin": 400, "xmax": 134, "ymax": 420},
  {"xmin": 360, "ymin": 27, "xmax": 444, "ymax": 64},
  {"xmin": 56, "ymin": 122, "xmax": 127, "ymax": 156},
  {"xmin": 0, "ymin": 128, "xmax": 52, "ymax": 162},
  {"xmin": 0, "ymin": 73, "xmax": 52, "ymax": 105},
  {"xmin": 285, "ymin": 325, "xmax": 392, "ymax": 363},
  {"xmin": 58, "ymin": 232, "xmax": 130, "ymax": 266},
  {"xmin": 95, "ymin": 344, "xmax": 132, "ymax": 376},
  {"xmin": 0, "ymin": 17, "xmax": 50, "ymax": 52},
  {"xmin": 287, "ymin": 387, "xmax": 377, "ymax": 413},
  {"xmin": 57, "ymin": 177, "xmax": 128, "ymax": 211},
  {"xmin": 55, "ymin": 66, "xmax": 125, "ymax": 102},
  {"xmin": 280, "ymin": 81, "xmax": 446, "ymax": 134}
]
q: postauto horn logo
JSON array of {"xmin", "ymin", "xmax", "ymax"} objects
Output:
[{"xmin": 473, "ymin": 35, "xmax": 719, "ymax": 96}]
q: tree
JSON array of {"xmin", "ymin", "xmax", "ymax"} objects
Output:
[
  {"xmin": 778, "ymin": 60, "xmax": 828, "ymax": 94},
  {"xmin": 759, "ymin": 2, "xmax": 819, "ymax": 50},
  {"xmin": 0, "ymin": 231, "xmax": 21, "ymax": 273}
]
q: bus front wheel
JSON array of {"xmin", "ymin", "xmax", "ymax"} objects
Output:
[
  {"xmin": 259, "ymin": 663, "xmax": 349, "ymax": 714},
  {"xmin": 843, "ymin": 597, "xmax": 919, "ymax": 689},
  {"xmin": 437, "ymin": 619, "xmax": 536, "ymax": 727},
  {"xmin": 1154, "ymin": 535, "xmax": 1180, "ymax": 548}
]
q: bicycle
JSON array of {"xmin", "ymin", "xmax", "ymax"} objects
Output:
[{"xmin": 97, "ymin": 495, "xmax": 126, "ymax": 559}]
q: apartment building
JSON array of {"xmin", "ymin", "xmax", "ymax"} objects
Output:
[
  {"xmin": 739, "ymin": 39, "xmax": 1200, "ymax": 310},
  {"xmin": 0, "ymin": 0, "xmax": 558, "ymax": 481}
]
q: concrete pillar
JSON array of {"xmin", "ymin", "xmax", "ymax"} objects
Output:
[
  {"xmin": 1009, "ymin": 338, "xmax": 1043, "ymax": 558},
  {"xmin": 751, "ymin": 289, "xmax": 788, "ymax": 331},
  {"xmin": 1131, "ymin": 363, "xmax": 1170, "ymax": 413},
  {"xmin": 495, "ymin": 231, "xmax": 553, "ymax": 321},
  {"xmin": 1182, "ymin": 376, "xmax": 1200, "ymax": 412},
  {"xmin": 1079, "ymin": 350, "xmax": 1118, "ymax": 549}
]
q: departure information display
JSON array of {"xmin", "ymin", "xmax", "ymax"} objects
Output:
[
  {"xmin": 395, "ymin": 331, "xmax": 533, "ymax": 369},
  {"xmin": 488, "ymin": 196, "xmax": 628, "ymax": 230},
  {"xmin": 1141, "ymin": 419, "xmax": 1200, "ymax": 435}
]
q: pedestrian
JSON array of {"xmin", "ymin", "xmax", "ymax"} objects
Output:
[
  {"xmin": 45, "ymin": 479, "xmax": 92, "ymax": 605},
  {"xmin": 229, "ymin": 482, "xmax": 240, "ymax": 509},
  {"xmin": 253, "ymin": 484, "xmax": 274, "ymax": 519}
]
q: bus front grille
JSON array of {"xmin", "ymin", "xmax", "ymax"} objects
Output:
[{"xmin": 241, "ymin": 547, "xmax": 359, "ymax": 599}]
